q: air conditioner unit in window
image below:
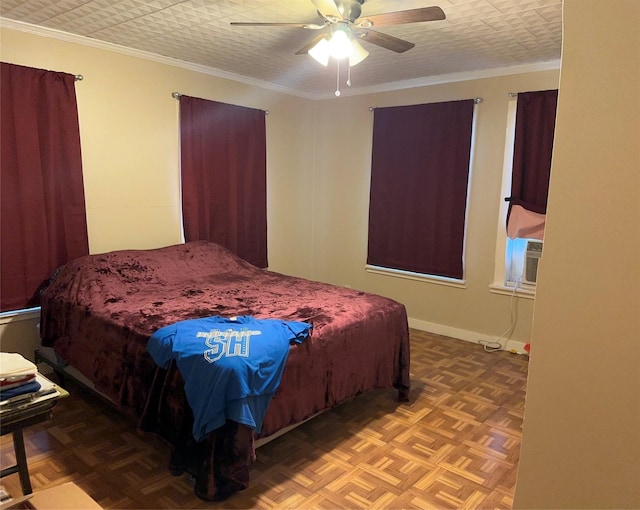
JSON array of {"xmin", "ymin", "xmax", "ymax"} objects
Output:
[{"xmin": 522, "ymin": 240, "xmax": 543, "ymax": 285}]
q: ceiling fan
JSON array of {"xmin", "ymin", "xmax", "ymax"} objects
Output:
[{"xmin": 230, "ymin": 0, "xmax": 446, "ymax": 65}]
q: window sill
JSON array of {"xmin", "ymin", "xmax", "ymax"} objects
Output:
[
  {"xmin": 0, "ymin": 307, "xmax": 41, "ymax": 325},
  {"xmin": 489, "ymin": 283, "xmax": 536, "ymax": 299},
  {"xmin": 366, "ymin": 265, "xmax": 466, "ymax": 289}
]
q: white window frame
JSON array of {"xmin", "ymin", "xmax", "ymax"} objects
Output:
[
  {"xmin": 490, "ymin": 98, "xmax": 536, "ymax": 299},
  {"xmin": 365, "ymin": 99, "xmax": 481, "ymax": 288}
]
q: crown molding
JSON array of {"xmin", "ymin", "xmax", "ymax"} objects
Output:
[
  {"xmin": 314, "ymin": 60, "xmax": 561, "ymax": 100},
  {"xmin": 2, "ymin": 17, "xmax": 560, "ymax": 102},
  {"xmin": 0, "ymin": 18, "xmax": 318, "ymax": 100}
]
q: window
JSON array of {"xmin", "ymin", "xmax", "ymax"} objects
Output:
[
  {"xmin": 0, "ymin": 63, "xmax": 89, "ymax": 313},
  {"xmin": 367, "ymin": 99, "xmax": 476, "ymax": 281},
  {"xmin": 179, "ymin": 96, "xmax": 268, "ymax": 268},
  {"xmin": 494, "ymin": 90, "xmax": 558, "ymax": 291}
]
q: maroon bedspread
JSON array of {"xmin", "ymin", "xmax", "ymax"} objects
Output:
[{"xmin": 39, "ymin": 241, "xmax": 410, "ymax": 500}]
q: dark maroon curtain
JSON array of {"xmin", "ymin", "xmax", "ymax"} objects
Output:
[
  {"xmin": 1, "ymin": 62, "xmax": 89, "ymax": 312},
  {"xmin": 367, "ymin": 99, "xmax": 475, "ymax": 280},
  {"xmin": 508, "ymin": 89, "xmax": 558, "ymax": 216},
  {"xmin": 180, "ymin": 96, "xmax": 267, "ymax": 268}
]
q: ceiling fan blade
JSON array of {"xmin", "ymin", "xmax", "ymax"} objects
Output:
[
  {"xmin": 359, "ymin": 29, "xmax": 415, "ymax": 53},
  {"xmin": 295, "ymin": 33, "xmax": 329, "ymax": 55},
  {"xmin": 310, "ymin": 0, "xmax": 343, "ymax": 20},
  {"xmin": 230, "ymin": 22, "xmax": 325, "ymax": 29},
  {"xmin": 356, "ymin": 6, "xmax": 445, "ymax": 28}
]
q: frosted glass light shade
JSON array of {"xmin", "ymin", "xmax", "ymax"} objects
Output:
[
  {"xmin": 348, "ymin": 38, "xmax": 369, "ymax": 66},
  {"xmin": 308, "ymin": 29, "xmax": 370, "ymax": 67},
  {"xmin": 328, "ymin": 29, "xmax": 352, "ymax": 59},
  {"xmin": 308, "ymin": 37, "xmax": 330, "ymax": 66}
]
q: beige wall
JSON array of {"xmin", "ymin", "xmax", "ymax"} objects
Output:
[
  {"xmin": 0, "ymin": 26, "xmax": 317, "ymax": 357},
  {"xmin": 0, "ymin": 28, "xmax": 317, "ymax": 270},
  {"xmin": 3, "ymin": 3, "xmax": 639, "ymax": 506},
  {"xmin": 310, "ymin": 71, "xmax": 558, "ymax": 344},
  {"xmin": 1, "ymin": 23, "xmax": 560, "ymax": 360},
  {"xmin": 514, "ymin": 0, "xmax": 640, "ymax": 508}
]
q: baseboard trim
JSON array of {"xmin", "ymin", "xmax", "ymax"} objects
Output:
[{"xmin": 408, "ymin": 317, "xmax": 529, "ymax": 355}]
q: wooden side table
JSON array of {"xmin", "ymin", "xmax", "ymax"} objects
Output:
[{"xmin": 0, "ymin": 375, "xmax": 67, "ymax": 495}]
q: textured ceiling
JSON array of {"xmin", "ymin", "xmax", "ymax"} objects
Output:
[{"xmin": 0, "ymin": 0, "xmax": 562, "ymax": 98}]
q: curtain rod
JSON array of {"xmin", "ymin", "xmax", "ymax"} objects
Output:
[
  {"xmin": 171, "ymin": 92, "xmax": 269, "ymax": 114},
  {"xmin": 369, "ymin": 97, "xmax": 483, "ymax": 111},
  {"xmin": 75, "ymin": 75, "xmax": 83, "ymax": 81}
]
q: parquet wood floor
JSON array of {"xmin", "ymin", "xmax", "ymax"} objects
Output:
[{"xmin": 0, "ymin": 330, "xmax": 529, "ymax": 509}]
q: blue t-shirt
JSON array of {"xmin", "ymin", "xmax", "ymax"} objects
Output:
[{"xmin": 147, "ymin": 316, "xmax": 311, "ymax": 441}]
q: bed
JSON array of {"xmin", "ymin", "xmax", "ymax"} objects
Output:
[{"xmin": 38, "ymin": 241, "xmax": 410, "ymax": 501}]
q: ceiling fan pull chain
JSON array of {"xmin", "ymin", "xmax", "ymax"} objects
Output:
[
  {"xmin": 347, "ymin": 64, "xmax": 352, "ymax": 87},
  {"xmin": 335, "ymin": 59, "xmax": 341, "ymax": 96}
]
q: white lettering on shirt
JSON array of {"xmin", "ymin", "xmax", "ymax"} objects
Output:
[{"xmin": 198, "ymin": 328, "xmax": 261, "ymax": 363}]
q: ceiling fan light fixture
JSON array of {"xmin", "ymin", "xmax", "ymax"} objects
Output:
[
  {"xmin": 328, "ymin": 26, "xmax": 352, "ymax": 59},
  {"xmin": 348, "ymin": 38, "xmax": 369, "ymax": 66},
  {"xmin": 308, "ymin": 37, "xmax": 331, "ymax": 66},
  {"xmin": 309, "ymin": 25, "xmax": 369, "ymax": 68}
]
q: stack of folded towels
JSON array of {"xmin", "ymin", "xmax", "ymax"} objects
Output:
[{"xmin": 0, "ymin": 352, "xmax": 40, "ymax": 401}]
